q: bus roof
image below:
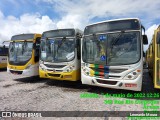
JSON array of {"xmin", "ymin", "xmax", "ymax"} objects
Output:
[
  {"xmin": 11, "ymin": 33, "xmax": 41, "ymax": 41},
  {"xmin": 85, "ymin": 18, "xmax": 140, "ymax": 27},
  {"xmin": 84, "ymin": 18, "xmax": 142, "ymax": 35},
  {"xmin": 42, "ymin": 28, "xmax": 83, "ymax": 38},
  {"xmin": 43, "ymin": 28, "xmax": 83, "ymax": 34},
  {"xmin": 11, "ymin": 33, "xmax": 41, "ymax": 37}
]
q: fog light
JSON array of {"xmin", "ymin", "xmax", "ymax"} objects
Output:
[
  {"xmin": 128, "ymin": 75, "xmax": 132, "ymax": 79},
  {"xmin": 133, "ymin": 72, "xmax": 137, "ymax": 75},
  {"xmin": 67, "ymin": 69, "xmax": 70, "ymax": 72},
  {"xmin": 86, "ymin": 72, "xmax": 89, "ymax": 75}
]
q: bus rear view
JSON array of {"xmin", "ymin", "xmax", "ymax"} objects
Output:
[{"xmin": 81, "ymin": 18, "xmax": 148, "ymax": 91}]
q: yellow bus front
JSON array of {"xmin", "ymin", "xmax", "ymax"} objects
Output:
[
  {"xmin": 39, "ymin": 29, "xmax": 82, "ymax": 81},
  {"xmin": 7, "ymin": 34, "xmax": 41, "ymax": 77}
]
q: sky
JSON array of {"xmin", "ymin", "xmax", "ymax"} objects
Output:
[{"xmin": 0, "ymin": 0, "xmax": 160, "ymax": 51}]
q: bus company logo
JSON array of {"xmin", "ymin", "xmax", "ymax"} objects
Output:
[
  {"xmin": 104, "ymin": 74, "xmax": 109, "ymax": 79},
  {"xmin": 2, "ymin": 112, "xmax": 11, "ymax": 117}
]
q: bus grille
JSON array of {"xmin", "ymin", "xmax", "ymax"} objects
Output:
[
  {"xmin": 46, "ymin": 69, "xmax": 63, "ymax": 72},
  {"xmin": 89, "ymin": 64, "xmax": 127, "ymax": 79},
  {"xmin": 96, "ymin": 79, "xmax": 117, "ymax": 85},
  {"xmin": 47, "ymin": 73, "xmax": 61, "ymax": 77},
  {"xmin": 44, "ymin": 64, "xmax": 66, "ymax": 68},
  {"xmin": 10, "ymin": 70, "xmax": 23, "ymax": 75},
  {"xmin": 109, "ymin": 69, "xmax": 128, "ymax": 73}
]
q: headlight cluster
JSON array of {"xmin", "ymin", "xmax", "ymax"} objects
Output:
[
  {"xmin": 63, "ymin": 65, "xmax": 75, "ymax": 72},
  {"xmin": 82, "ymin": 67, "xmax": 90, "ymax": 75},
  {"xmin": 39, "ymin": 64, "xmax": 46, "ymax": 71},
  {"xmin": 123, "ymin": 69, "xmax": 141, "ymax": 80},
  {"xmin": 81, "ymin": 63, "xmax": 90, "ymax": 76}
]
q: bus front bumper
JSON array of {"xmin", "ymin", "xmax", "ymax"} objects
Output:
[
  {"xmin": 81, "ymin": 74, "xmax": 142, "ymax": 91},
  {"xmin": 7, "ymin": 67, "xmax": 39, "ymax": 77},
  {"xmin": 39, "ymin": 69, "xmax": 80, "ymax": 81},
  {"xmin": 0, "ymin": 63, "xmax": 7, "ymax": 69}
]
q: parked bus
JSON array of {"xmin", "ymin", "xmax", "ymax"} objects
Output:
[
  {"xmin": 0, "ymin": 45, "xmax": 8, "ymax": 69},
  {"xmin": 147, "ymin": 25, "xmax": 160, "ymax": 89},
  {"xmin": 7, "ymin": 33, "xmax": 41, "ymax": 77},
  {"xmin": 81, "ymin": 18, "xmax": 148, "ymax": 91},
  {"xmin": 39, "ymin": 29, "xmax": 82, "ymax": 81}
]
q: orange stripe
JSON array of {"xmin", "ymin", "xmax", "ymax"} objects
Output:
[
  {"xmin": 99, "ymin": 65, "xmax": 104, "ymax": 68},
  {"xmin": 99, "ymin": 72, "xmax": 104, "ymax": 76}
]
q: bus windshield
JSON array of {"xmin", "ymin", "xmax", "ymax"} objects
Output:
[
  {"xmin": 40, "ymin": 38, "xmax": 75, "ymax": 62},
  {"xmin": 9, "ymin": 42, "xmax": 33, "ymax": 63},
  {"xmin": 82, "ymin": 32, "xmax": 140, "ymax": 65}
]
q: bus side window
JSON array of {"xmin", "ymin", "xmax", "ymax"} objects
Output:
[
  {"xmin": 0, "ymin": 47, "xmax": 8, "ymax": 56},
  {"xmin": 34, "ymin": 37, "xmax": 41, "ymax": 62},
  {"xmin": 77, "ymin": 38, "xmax": 81, "ymax": 60}
]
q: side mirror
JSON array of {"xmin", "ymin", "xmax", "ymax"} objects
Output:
[
  {"xmin": 143, "ymin": 35, "xmax": 148, "ymax": 45},
  {"xmin": 76, "ymin": 33, "xmax": 82, "ymax": 38},
  {"xmin": 3, "ymin": 45, "xmax": 5, "ymax": 48}
]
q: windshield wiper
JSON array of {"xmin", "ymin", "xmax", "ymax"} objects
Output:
[
  {"xmin": 22, "ymin": 40, "xmax": 27, "ymax": 54},
  {"xmin": 52, "ymin": 37, "xmax": 66, "ymax": 61},
  {"xmin": 56, "ymin": 37, "xmax": 66, "ymax": 53},
  {"xmin": 110, "ymin": 31, "xmax": 125, "ymax": 54},
  {"xmin": 111, "ymin": 31, "xmax": 125, "ymax": 47},
  {"xmin": 58, "ymin": 37, "xmax": 66, "ymax": 48},
  {"xmin": 92, "ymin": 34, "xmax": 102, "ymax": 51},
  {"xmin": 108, "ymin": 31, "xmax": 125, "ymax": 62}
]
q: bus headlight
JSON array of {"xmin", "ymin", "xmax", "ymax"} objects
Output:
[
  {"xmin": 124, "ymin": 69, "xmax": 141, "ymax": 80},
  {"xmin": 39, "ymin": 64, "xmax": 46, "ymax": 71},
  {"xmin": 82, "ymin": 67, "xmax": 90, "ymax": 76},
  {"xmin": 63, "ymin": 65, "xmax": 74, "ymax": 72},
  {"xmin": 26, "ymin": 64, "xmax": 32, "ymax": 69}
]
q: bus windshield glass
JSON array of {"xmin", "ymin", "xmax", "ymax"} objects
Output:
[
  {"xmin": 82, "ymin": 32, "xmax": 140, "ymax": 65},
  {"xmin": 9, "ymin": 42, "xmax": 33, "ymax": 63},
  {"xmin": 40, "ymin": 38, "xmax": 75, "ymax": 62}
]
